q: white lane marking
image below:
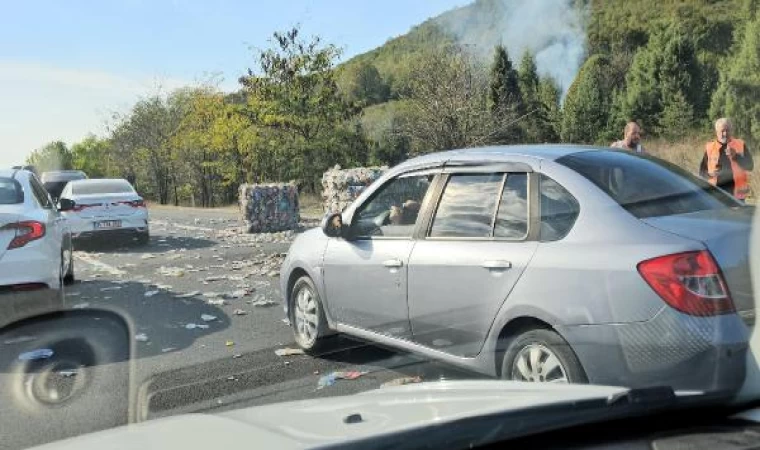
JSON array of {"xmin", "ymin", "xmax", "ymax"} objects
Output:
[{"xmin": 74, "ymin": 253, "xmax": 126, "ymax": 276}]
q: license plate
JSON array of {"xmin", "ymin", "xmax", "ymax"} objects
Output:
[{"xmin": 95, "ymin": 220, "xmax": 122, "ymax": 229}]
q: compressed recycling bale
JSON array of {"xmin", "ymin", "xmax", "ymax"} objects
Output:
[
  {"xmin": 321, "ymin": 165, "xmax": 388, "ymax": 213},
  {"xmin": 238, "ymin": 183, "xmax": 299, "ymax": 233}
]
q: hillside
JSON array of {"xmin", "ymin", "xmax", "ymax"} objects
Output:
[{"xmin": 338, "ymin": 0, "xmax": 744, "ymax": 102}]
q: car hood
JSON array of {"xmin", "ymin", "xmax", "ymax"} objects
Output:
[{"xmin": 33, "ymin": 381, "xmax": 629, "ymax": 450}]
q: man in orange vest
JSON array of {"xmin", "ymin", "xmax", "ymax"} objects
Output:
[{"xmin": 699, "ymin": 118, "xmax": 753, "ymax": 202}]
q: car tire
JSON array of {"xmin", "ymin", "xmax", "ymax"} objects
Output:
[
  {"xmin": 290, "ymin": 276, "xmax": 329, "ymax": 353},
  {"xmin": 500, "ymin": 329, "xmax": 587, "ymax": 384},
  {"xmin": 63, "ymin": 253, "xmax": 75, "ymax": 286}
]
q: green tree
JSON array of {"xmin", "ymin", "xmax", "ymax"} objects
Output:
[
  {"xmin": 710, "ymin": 15, "xmax": 760, "ymax": 148},
  {"xmin": 561, "ymin": 55, "xmax": 612, "ymax": 144},
  {"xmin": 344, "ymin": 62, "xmax": 390, "ymax": 107},
  {"xmin": 518, "ymin": 49, "xmax": 540, "ymax": 106},
  {"xmin": 240, "ymin": 26, "xmax": 359, "ymax": 192},
  {"xmin": 488, "ymin": 45, "xmax": 522, "ymax": 143},
  {"xmin": 26, "ymin": 141, "xmax": 72, "ymax": 173},
  {"xmin": 71, "ymin": 134, "xmax": 115, "ymax": 178},
  {"xmin": 489, "ymin": 45, "xmax": 522, "ymax": 113},
  {"xmin": 538, "ymin": 76, "xmax": 562, "ymax": 142},
  {"xmin": 618, "ymin": 22, "xmax": 703, "ymax": 135}
]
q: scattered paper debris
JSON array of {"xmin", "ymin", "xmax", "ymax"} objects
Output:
[
  {"xmin": 18, "ymin": 349, "xmax": 54, "ymax": 361},
  {"xmin": 161, "ymin": 347, "xmax": 176, "ymax": 353},
  {"xmin": 233, "ymin": 309, "xmax": 248, "ymax": 316},
  {"xmin": 203, "ymin": 292, "xmax": 221, "ymax": 298},
  {"xmin": 67, "ymin": 292, "xmax": 81, "ymax": 297},
  {"xmin": 225, "ymin": 289, "xmax": 249, "ymax": 299},
  {"xmin": 99, "ymin": 286, "xmax": 122, "ymax": 292},
  {"xmin": 175, "ymin": 291, "xmax": 200, "ymax": 298},
  {"xmin": 381, "ymin": 376, "xmax": 423, "ymax": 388},
  {"xmin": 232, "ymin": 354, "xmax": 242, "ymax": 359},
  {"xmin": 58, "ymin": 369, "xmax": 77, "ymax": 377},
  {"xmin": 141, "ymin": 254, "xmax": 156, "ymax": 260},
  {"xmin": 185, "ymin": 323, "xmax": 209, "ymax": 330},
  {"xmin": 226, "ymin": 340, "xmax": 235, "ymax": 347},
  {"xmin": 275, "ymin": 348, "xmax": 304, "ymax": 357},
  {"xmin": 135, "ymin": 333, "xmax": 149, "ymax": 342},
  {"xmin": 144, "ymin": 290, "xmax": 160, "ymax": 297},
  {"xmin": 249, "ymin": 297, "xmax": 277, "ymax": 307},
  {"xmin": 158, "ymin": 266, "xmax": 185, "ymax": 277},
  {"xmin": 72, "ymin": 303, "xmax": 90, "ymax": 309},
  {"xmin": 204, "ymin": 275, "xmax": 228, "ymax": 282},
  {"xmin": 201, "ymin": 314, "xmax": 217, "ymax": 322},
  {"xmin": 317, "ymin": 371, "xmax": 367, "ymax": 389}
]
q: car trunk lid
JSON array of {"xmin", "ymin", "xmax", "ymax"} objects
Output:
[
  {"xmin": 642, "ymin": 207, "xmax": 755, "ymax": 320},
  {"xmin": 70, "ymin": 193, "xmax": 142, "ymax": 218}
]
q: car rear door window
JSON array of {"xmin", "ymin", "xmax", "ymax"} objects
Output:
[
  {"xmin": 557, "ymin": 151, "xmax": 736, "ymax": 218},
  {"xmin": 430, "ymin": 173, "xmax": 502, "ymax": 238},
  {"xmin": 494, "ymin": 173, "xmax": 528, "ymax": 239},
  {"xmin": 539, "ymin": 174, "xmax": 579, "ymax": 241},
  {"xmin": 0, "ymin": 178, "xmax": 22, "ymax": 204}
]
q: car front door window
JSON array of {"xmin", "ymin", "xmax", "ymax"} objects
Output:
[{"xmin": 353, "ymin": 174, "xmax": 433, "ymax": 238}]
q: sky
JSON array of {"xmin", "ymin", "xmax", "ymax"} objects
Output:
[{"xmin": 0, "ymin": 0, "xmax": 465, "ymax": 167}]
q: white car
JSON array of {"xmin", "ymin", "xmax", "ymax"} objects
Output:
[
  {"xmin": 0, "ymin": 168, "xmax": 74, "ymax": 295},
  {"xmin": 60, "ymin": 178, "xmax": 149, "ymax": 244}
]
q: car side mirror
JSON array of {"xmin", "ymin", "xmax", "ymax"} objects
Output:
[
  {"xmin": 58, "ymin": 198, "xmax": 75, "ymax": 212},
  {"xmin": 321, "ymin": 212, "xmax": 345, "ymax": 238}
]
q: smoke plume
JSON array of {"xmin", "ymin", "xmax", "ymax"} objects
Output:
[{"xmin": 436, "ymin": 0, "xmax": 587, "ymax": 96}]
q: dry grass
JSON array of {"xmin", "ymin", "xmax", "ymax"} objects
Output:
[
  {"xmin": 299, "ymin": 192, "xmax": 324, "ymax": 219},
  {"xmin": 647, "ymin": 135, "xmax": 759, "ymax": 203}
]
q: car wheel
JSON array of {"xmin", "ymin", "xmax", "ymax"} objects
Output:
[
  {"xmin": 291, "ymin": 276, "xmax": 328, "ymax": 353},
  {"xmin": 501, "ymin": 329, "xmax": 587, "ymax": 384},
  {"xmin": 63, "ymin": 253, "xmax": 75, "ymax": 286}
]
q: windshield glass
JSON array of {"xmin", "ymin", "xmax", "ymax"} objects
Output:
[
  {"xmin": 2, "ymin": 1, "xmax": 760, "ymax": 449},
  {"xmin": 557, "ymin": 151, "xmax": 738, "ymax": 218},
  {"xmin": 0, "ymin": 178, "xmax": 22, "ymax": 204},
  {"xmin": 72, "ymin": 181, "xmax": 134, "ymax": 196}
]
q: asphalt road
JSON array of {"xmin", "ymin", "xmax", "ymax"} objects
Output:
[{"xmin": 61, "ymin": 206, "xmax": 481, "ymax": 420}]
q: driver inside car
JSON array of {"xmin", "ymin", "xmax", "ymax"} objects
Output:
[{"xmin": 389, "ymin": 199, "xmax": 421, "ymax": 225}]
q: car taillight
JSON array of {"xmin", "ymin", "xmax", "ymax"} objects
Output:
[
  {"xmin": 118, "ymin": 199, "xmax": 145, "ymax": 208},
  {"xmin": 2, "ymin": 221, "xmax": 46, "ymax": 249},
  {"xmin": 637, "ymin": 250, "xmax": 734, "ymax": 317}
]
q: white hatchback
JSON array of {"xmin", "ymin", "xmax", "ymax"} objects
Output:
[
  {"xmin": 60, "ymin": 179, "xmax": 150, "ymax": 244},
  {"xmin": 0, "ymin": 169, "xmax": 74, "ymax": 295}
]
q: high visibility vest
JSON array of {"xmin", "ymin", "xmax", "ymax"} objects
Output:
[{"xmin": 705, "ymin": 138, "xmax": 750, "ymax": 200}]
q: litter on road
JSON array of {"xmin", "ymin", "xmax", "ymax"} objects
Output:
[
  {"xmin": 144, "ymin": 290, "xmax": 160, "ymax": 297},
  {"xmin": 233, "ymin": 309, "xmax": 248, "ymax": 316},
  {"xmin": 72, "ymin": 303, "xmax": 90, "ymax": 309},
  {"xmin": 317, "ymin": 371, "xmax": 367, "ymax": 389},
  {"xmin": 158, "ymin": 266, "xmax": 185, "ymax": 277},
  {"xmin": 185, "ymin": 323, "xmax": 209, "ymax": 330},
  {"xmin": 249, "ymin": 297, "xmax": 277, "ymax": 307},
  {"xmin": 207, "ymin": 299, "xmax": 226, "ymax": 306},
  {"xmin": 201, "ymin": 314, "xmax": 217, "ymax": 322},
  {"xmin": 58, "ymin": 370, "xmax": 78, "ymax": 377},
  {"xmin": 99, "ymin": 286, "xmax": 122, "ymax": 292},
  {"xmin": 232, "ymin": 354, "xmax": 242, "ymax": 359},
  {"xmin": 18, "ymin": 348, "xmax": 54, "ymax": 361},
  {"xmin": 381, "ymin": 376, "xmax": 423, "ymax": 388},
  {"xmin": 141, "ymin": 254, "xmax": 157, "ymax": 260},
  {"xmin": 175, "ymin": 291, "xmax": 200, "ymax": 298},
  {"xmin": 161, "ymin": 348, "xmax": 176, "ymax": 353},
  {"xmin": 274, "ymin": 348, "xmax": 304, "ymax": 357},
  {"xmin": 135, "ymin": 333, "xmax": 149, "ymax": 342},
  {"xmin": 226, "ymin": 340, "xmax": 235, "ymax": 347}
]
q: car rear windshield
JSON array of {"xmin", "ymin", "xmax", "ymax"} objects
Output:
[
  {"xmin": 557, "ymin": 151, "xmax": 737, "ymax": 218},
  {"xmin": 72, "ymin": 181, "xmax": 134, "ymax": 196},
  {"xmin": 0, "ymin": 177, "xmax": 23, "ymax": 204}
]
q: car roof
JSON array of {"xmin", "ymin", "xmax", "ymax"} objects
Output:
[
  {"xmin": 68, "ymin": 178, "xmax": 128, "ymax": 185},
  {"xmin": 41, "ymin": 170, "xmax": 87, "ymax": 180},
  {"xmin": 0, "ymin": 169, "xmax": 28, "ymax": 180},
  {"xmin": 397, "ymin": 144, "xmax": 605, "ymax": 170}
]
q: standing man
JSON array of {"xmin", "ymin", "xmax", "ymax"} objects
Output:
[
  {"xmin": 699, "ymin": 118, "xmax": 754, "ymax": 202},
  {"xmin": 611, "ymin": 122, "xmax": 646, "ymax": 154}
]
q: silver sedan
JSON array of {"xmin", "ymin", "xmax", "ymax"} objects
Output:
[{"xmin": 280, "ymin": 145, "xmax": 754, "ymax": 392}]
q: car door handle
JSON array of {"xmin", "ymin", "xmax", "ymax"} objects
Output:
[
  {"xmin": 383, "ymin": 259, "xmax": 404, "ymax": 268},
  {"xmin": 482, "ymin": 260, "xmax": 512, "ymax": 270}
]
